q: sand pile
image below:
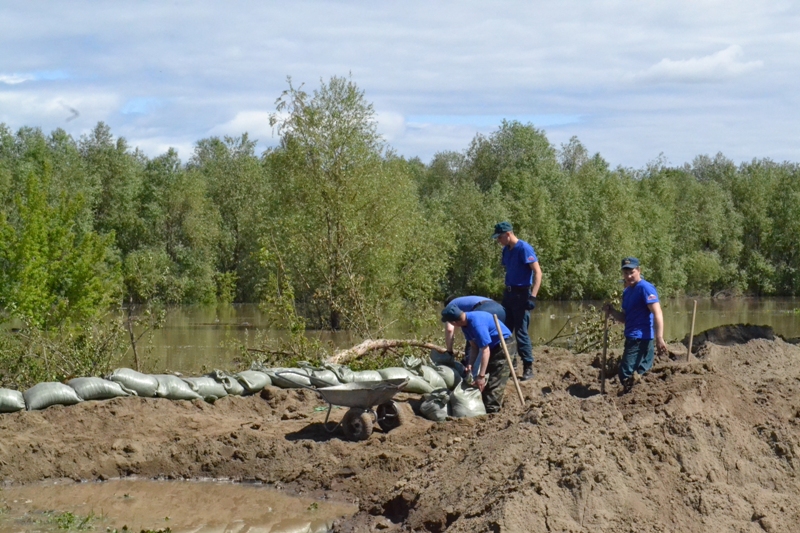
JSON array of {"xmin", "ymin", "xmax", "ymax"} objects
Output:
[{"xmin": 1, "ymin": 336, "xmax": 799, "ymax": 532}]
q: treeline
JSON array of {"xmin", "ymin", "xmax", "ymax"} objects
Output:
[{"xmin": 2, "ymin": 76, "xmax": 799, "ymax": 334}]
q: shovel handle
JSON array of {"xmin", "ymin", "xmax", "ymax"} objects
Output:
[{"xmin": 494, "ymin": 314, "xmax": 525, "ymax": 406}]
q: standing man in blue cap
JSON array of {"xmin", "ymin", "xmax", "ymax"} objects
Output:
[
  {"xmin": 492, "ymin": 221, "xmax": 541, "ymax": 381},
  {"xmin": 441, "ymin": 302, "xmax": 515, "ymax": 413},
  {"xmin": 603, "ymin": 257, "xmax": 667, "ymax": 392}
]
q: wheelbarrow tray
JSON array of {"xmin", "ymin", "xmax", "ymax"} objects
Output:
[{"xmin": 316, "ymin": 379, "xmax": 407, "ymax": 410}]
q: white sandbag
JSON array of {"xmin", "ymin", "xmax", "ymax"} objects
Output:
[
  {"xmin": 449, "ymin": 382, "xmax": 486, "ymax": 418},
  {"xmin": 24, "ymin": 382, "xmax": 83, "ymax": 411},
  {"xmin": 107, "ymin": 368, "xmax": 158, "ymax": 397},
  {"xmin": 378, "ymin": 367, "xmax": 413, "ymax": 381},
  {"xmin": 351, "ymin": 370, "xmax": 383, "ymax": 382},
  {"xmin": 402, "ymin": 356, "xmax": 447, "ymax": 390},
  {"xmin": 297, "ymin": 362, "xmax": 341, "ymax": 387},
  {"xmin": 0, "ymin": 388, "xmax": 26, "ymax": 413},
  {"xmin": 207, "ymin": 370, "xmax": 246, "ymax": 396},
  {"xmin": 402, "ymin": 375, "xmax": 434, "ymax": 394},
  {"xmin": 267, "ymin": 368, "xmax": 312, "ymax": 389},
  {"xmin": 236, "ymin": 370, "xmax": 271, "ymax": 394},
  {"xmin": 154, "ymin": 375, "xmax": 202, "ymax": 401},
  {"xmin": 182, "ymin": 376, "xmax": 229, "ymax": 402},
  {"xmin": 420, "ymin": 389, "xmax": 450, "ymax": 422},
  {"xmin": 321, "ymin": 363, "xmax": 355, "ymax": 384},
  {"xmin": 434, "ymin": 364, "xmax": 462, "ymax": 390},
  {"xmin": 68, "ymin": 377, "xmax": 131, "ymax": 401}
]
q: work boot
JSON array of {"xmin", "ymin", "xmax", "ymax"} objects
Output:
[
  {"xmin": 512, "ymin": 357, "xmax": 520, "ymax": 373},
  {"xmin": 520, "ymin": 364, "xmax": 534, "ymax": 381}
]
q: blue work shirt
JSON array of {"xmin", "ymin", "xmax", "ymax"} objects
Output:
[
  {"xmin": 449, "ymin": 295, "xmax": 490, "ymax": 311},
  {"xmin": 462, "ymin": 310, "xmax": 512, "ymax": 349},
  {"xmin": 502, "ymin": 239, "xmax": 538, "ymax": 287},
  {"xmin": 622, "ymin": 279, "xmax": 660, "ymax": 339}
]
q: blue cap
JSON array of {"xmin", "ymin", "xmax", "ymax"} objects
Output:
[
  {"xmin": 492, "ymin": 221, "xmax": 513, "ymax": 239},
  {"xmin": 441, "ymin": 302, "xmax": 464, "ymax": 322},
  {"xmin": 621, "ymin": 257, "xmax": 640, "ymax": 269}
]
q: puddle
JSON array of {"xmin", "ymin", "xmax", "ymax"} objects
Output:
[{"xmin": 0, "ymin": 479, "xmax": 356, "ymax": 533}]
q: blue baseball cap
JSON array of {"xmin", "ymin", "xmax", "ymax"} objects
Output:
[
  {"xmin": 492, "ymin": 221, "xmax": 513, "ymax": 239},
  {"xmin": 441, "ymin": 302, "xmax": 464, "ymax": 322},
  {"xmin": 621, "ymin": 257, "xmax": 640, "ymax": 269}
]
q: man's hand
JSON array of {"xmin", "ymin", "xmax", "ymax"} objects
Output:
[
  {"xmin": 656, "ymin": 337, "xmax": 668, "ymax": 356},
  {"xmin": 474, "ymin": 375, "xmax": 486, "ymax": 392}
]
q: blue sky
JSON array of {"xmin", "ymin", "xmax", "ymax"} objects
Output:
[{"xmin": 1, "ymin": 1, "xmax": 798, "ymax": 168}]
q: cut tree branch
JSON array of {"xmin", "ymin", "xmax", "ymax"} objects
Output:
[{"xmin": 326, "ymin": 339, "xmax": 446, "ymax": 365}]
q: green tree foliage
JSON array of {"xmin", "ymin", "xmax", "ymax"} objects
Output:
[{"xmin": 262, "ymin": 76, "xmax": 449, "ymax": 330}]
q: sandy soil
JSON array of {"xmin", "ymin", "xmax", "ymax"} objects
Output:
[{"xmin": 2, "ymin": 336, "xmax": 800, "ymax": 532}]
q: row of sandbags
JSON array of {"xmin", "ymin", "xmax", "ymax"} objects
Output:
[
  {"xmin": 0, "ymin": 351, "xmax": 468, "ymax": 413},
  {"xmin": 420, "ymin": 382, "xmax": 487, "ymax": 421}
]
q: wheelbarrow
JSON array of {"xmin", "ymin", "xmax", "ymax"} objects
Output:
[{"xmin": 275, "ymin": 371, "xmax": 411, "ymax": 441}]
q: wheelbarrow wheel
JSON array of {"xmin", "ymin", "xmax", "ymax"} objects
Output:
[
  {"xmin": 377, "ymin": 401, "xmax": 411, "ymax": 433},
  {"xmin": 341, "ymin": 408, "xmax": 373, "ymax": 441}
]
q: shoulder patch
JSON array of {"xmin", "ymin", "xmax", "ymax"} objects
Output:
[
  {"xmin": 647, "ymin": 294, "xmax": 657, "ymax": 300},
  {"xmin": 527, "ymin": 255, "xmax": 535, "ymax": 261}
]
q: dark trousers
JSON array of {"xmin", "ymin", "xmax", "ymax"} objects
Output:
[
  {"xmin": 501, "ymin": 288, "xmax": 533, "ymax": 365},
  {"xmin": 483, "ymin": 339, "xmax": 516, "ymax": 413},
  {"xmin": 473, "ymin": 300, "xmax": 507, "ymax": 325}
]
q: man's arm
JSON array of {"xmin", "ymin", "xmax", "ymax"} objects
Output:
[
  {"xmin": 648, "ymin": 302, "xmax": 668, "ymax": 355},
  {"xmin": 473, "ymin": 346, "xmax": 491, "ymax": 392},
  {"xmin": 530, "ymin": 261, "xmax": 542, "ymax": 297},
  {"xmin": 603, "ymin": 303, "xmax": 625, "ymax": 323},
  {"xmin": 444, "ymin": 322, "xmax": 457, "ymax": 353}
]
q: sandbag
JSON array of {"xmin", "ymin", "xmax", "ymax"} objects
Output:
[
  {"xmin": 378, "ymin": 367, "xmax": 413, "ymax": 381},
  {"xmin": 321, "ymin": 363, "xmax": 355, "ymax": 384},
  {"xmin": 297, "ymin": 362, "xmax": 341, "ymax": 387},
  {"xmin": 351, "ymin": 370, "xmax": 383, "ymax": 382},
  {"xmin": 0, "ymin": 388, "xmax": 26, "ymax": 413},
  {"xmin": 182, "ymin": 376, "xmax": 229, "ymax": 402},
  {"xmin": 154, "ymin": 375, "xmax": 202, "ymax": 401},
  {"xmin": 402, "ymin": 356, "xmax": 447, "ymax": 390},
  {"xmin": 429, "ymin": 348, "xmax": 455, "ymax": 366},
  {"xmin": 68, "ymin": 377, "xmax": 131, "ymax": 401},
  {"xmin": 207, "ymin": 370, "xmax": 246, "ymax": 396},
  {"xmin": 402, "ymin": 375, "xmax": 434, "ymax": 394},
  {"xmin": 236, "ymin": 370, "xmax": 271, "ymax": 394},
  {"xmin": 449, "ymin": 382, "xmax": 486, "ymax": 418},
  {"xmin": 434, "ymin": 364, "xmax": 462, "ymax": 390},
  {"xmin": 107, "ymin": 368, "xmax": 158, "ymax": 397},
  {"xmin": 24, "ymin": 382, "xmax": 83, "ymax": 411},
  {"xmin": 266, "ymin": 368, "xmax": 312, "ymax": 389},
  {"xmin": 420, "ymin": 389, "xmax": 450, "ymax": 422}
]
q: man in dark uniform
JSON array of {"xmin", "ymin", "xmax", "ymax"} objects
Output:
[
  {"xmin": 441, "ymin": 302, "xmax": 515, "ymax": 413},
  {"xmin": 492, "ymin": 221, "xmax": 541, "ymax": 381}
]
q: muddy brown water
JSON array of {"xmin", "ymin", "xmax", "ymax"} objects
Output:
[
  {"xmin": 134, "ymin": 298, "xmax": 799, "ymax": 373},
  {"xmin": 0, "ymin": 479, "xmax": 356, "ymax": 533}
]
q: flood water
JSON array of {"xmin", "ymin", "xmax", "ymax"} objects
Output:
[
  {"xmin": 0, "ymin": 479, "xmax": 355, "ymax": 533},
  {"xmin": 135, "ymin": 298, "xmax": 799, "ymax": 373}
]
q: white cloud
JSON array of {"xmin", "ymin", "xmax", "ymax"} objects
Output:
[
  {"xmin": 635, "ymin": 45, "xmax": 763, "ymax": 83},
  {"xmin": 206, "ymin": 111, "xmax": 277, "ymax": 144},
  {"xmin": 375, "ymin": 111, "xmax": 406, "ymax": 143},
  {"xmin": 0, "ymin": 73, "xmax": 35, "ymax": 84}
]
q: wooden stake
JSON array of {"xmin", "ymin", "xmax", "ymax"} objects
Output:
[
  {"xmin": 687, "ymin": 299, "xmax": 698, "ymax": 362},
  {"xmin": 493, "ymin": 314, "xmax": 525, "ymax": 406},
  {"xmin": 601, "ymin": 313, "xmax": 609, "ymax": 394}
]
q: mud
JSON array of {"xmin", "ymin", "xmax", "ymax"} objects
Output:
[{"xmin": 2, "ymin": 337, "xmax": 800, "ymax": 532}]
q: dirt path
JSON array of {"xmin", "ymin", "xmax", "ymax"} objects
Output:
[{"xmin": 2, "ymin": 338, "xmax": 800, "ymax": 532}]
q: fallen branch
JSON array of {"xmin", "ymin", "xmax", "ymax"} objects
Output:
[{"xmin": 327, "ymin": 339, "xmax": 447, "ymax": 365}]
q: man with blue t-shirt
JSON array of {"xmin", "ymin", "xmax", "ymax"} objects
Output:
[
  {"xmin": 492, "ymin": 221, "xmax": 541, "ymax": 381},
  {"xmin": 441, "ymin": 302, "xmax": 515, "ymax": 413},
  {"xmin": 603, "ymin": 257, "xmax": 668, "ymax": 392},
  {"xmin": 443, "ymin": 295, "xmax": 506, "ymax": 359}
]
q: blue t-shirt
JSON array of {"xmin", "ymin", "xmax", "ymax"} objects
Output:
[
  {"xmin": 502, "ymin": 240, "xmax": 538, "ymax": 287},
  {"xmin": 449, "ymin": 295, "xmax": 490, "ymax": 311},
  {"xmin": 462, "ymin": 310, "xmax": 512, "ymax": 348},
  {"xmin": 621, "ymin": 279, "xmax": 660, "ymax": 339}
]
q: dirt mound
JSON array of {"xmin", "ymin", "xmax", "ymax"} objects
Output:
[
  {"xmin": 2, "ymin": 338, "xmax": 800, "ymax": 532},
  {"xmin": 683, "ymin": 324, "xmax": 776, "ymax": 353}
]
